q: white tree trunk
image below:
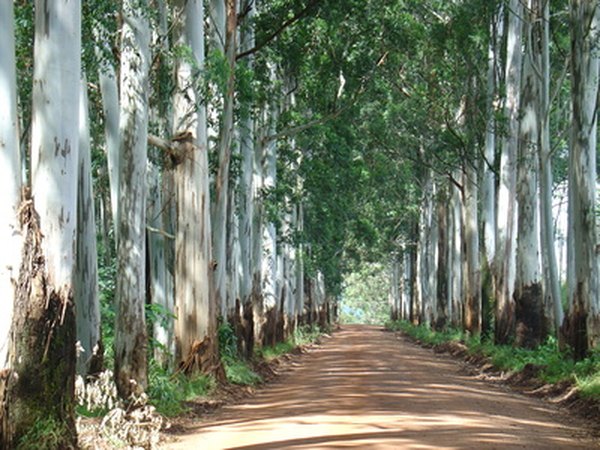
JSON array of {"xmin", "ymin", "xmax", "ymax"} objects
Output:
[
  {"xmin": 565, "ymin": 0, "xmax": 600, "ymax": 358},
  {"xmin": 1, "ymin": 2, "xmax": 81, "ymax": 445},
  {"xmin": 147, "ymin": 163, "xmax": 173, "ymax": 368},
  {"xmin": 94, "ymin": 28, "xmax": 120, "ymax": 239},
  {"xmin": 462, "ymin": 164, "xmax": 481, "ymax": 335},
  {"xmin": 538, "ymin": 0, "xmax": 563, "ymax": 332},
  {"xmin": 237, "ymin": 0, "xmax": 256, "ymax": 332},
  {"xmin": 402, "ymin": 248, "xmax": 412, "ymax": 321},
  {"xmin": 447, "ymin": 178, "xmax": 463, "ymax": 328},
  {"xmin": 260, "ymin": 63, "xmax": 280, "ymax": 342},
  {"xmin": 482, "ymin": 4, "xmax": 502, "ymax": 269},
  {"xmin": 514, "ymin": 1, "xmax": 544, "ymax": 348},
  {"xmin": 171, "ymin": 0, "xmax": 217, "ymax": 373},
  {"xmin": 114, "ymin": 1, "xmax": 150, "ymax": 398},
  {"xmin": 495, "ymin": 0, "xmax": 523, "ymax": 343},
  {"xmin": 295, "ymin": 203, "xmax": 305, "ymax": 323},
  {"xmin": 212, "ymin": 0, "xmax": 237, "ymax": 319},
  {"xmin": 75, "ymin": 76, "xmax": 101, "ymax": 375},
  {"xmin": 252, "ymin": 115, "xmax": 265, "ymax": 346},
  {"xmin": 390, "ymin": 255, "xmax": 401, "ymax": 321},
  {"xmin": 0, "ymin": 0, "xmax": 22, "ymax": 369}
]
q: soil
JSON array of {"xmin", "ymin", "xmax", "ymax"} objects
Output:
[{"xmin": 164, "ymin": 325, "xmax": 600, "ymax": 449}]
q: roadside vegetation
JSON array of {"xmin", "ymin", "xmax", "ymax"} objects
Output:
[{"xmin": 386, "ymin": 320, "xmax": 600, "ymax": 399}]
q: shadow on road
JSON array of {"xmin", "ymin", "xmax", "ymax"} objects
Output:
[{"xmin": 167, "ymin": 325, "xmax": 596, "ymax": 449}]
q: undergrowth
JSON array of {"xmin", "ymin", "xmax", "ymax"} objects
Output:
[
  {"xmin": 147, "ymin": 364, "xmax": 216, "ymax": 416},
  {"xmin": 386, "ymin": 320, "xmax": 600, "ymax": 399},
  {"xmin": 219, "ymin": 321, "xmax": 263, "ymax": 385},
  {"xmin": 256, "ymin": 324, "xmax": 323, "ymax": 361}
]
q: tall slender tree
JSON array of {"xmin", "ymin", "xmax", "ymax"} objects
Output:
[
  {"xmin": 75, "ymin": 76, "xmax": 102, "ymax": 375},
  {"xmin": 0, "ymin": 0, "xmax": 22, "ymax": 369},
  {"xmin": 114, "ymin": 0, "xmax": 151, "ymax": 399},
  {"xmin": 562, "ymin": 0, "xmax": 600, "ymax": 359},
  {"xmin": 514, "ymin": 0, "xmax": 545, "ymax": 348},
  {"xmin": 171, "ymin": 0, "xmax": 218, "ymax": 373},
  {"xmin": 495, "ymin": 0, "xmax": 523, "ymax": 344},
  {"xmin": 1, "ymin": 1, "xmax": 81, "ymax": 446}
]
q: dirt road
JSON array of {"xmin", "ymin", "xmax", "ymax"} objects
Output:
[{"xmin": 167, "ymin": 325, "xmax": 598, "ymax": 449}]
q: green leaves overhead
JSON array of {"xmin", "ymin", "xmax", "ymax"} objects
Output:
[{"xmin": 250, "ymin": 0, "xmax": 496, "ymax": 292}]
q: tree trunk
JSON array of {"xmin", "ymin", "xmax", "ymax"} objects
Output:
[
  {"xmin": 562, "ymin": 0, "xmax": 600, "ymax": 359},
  {"xmin": 1, "ymin": 2, "xmax": 80, "ymax": 446},
  {"xmin": 0, "ymin": 0, "xmax": 22, "ymax": 370},
  {"xmin": 212, "ymin": 0, "xmax": 237, "ymax": 323},
  {"xmin": 436, "ymin": 189, "xmax": 448, "ymax": 329},
  {"xmin": 94, "ymin": 24, "xmax": 120, "ymax": 245},
  {"xmin": 538, "ymin": 0, "xmax": 563, "ymax": 334},
  {"xmin": 171, "ymin": 0, "xmax": 218, "ymax": 375},
  {"xmin": 463, "ymin": 164, "xmax": 481, "ymax": 336},
  {"xmin": 514, "ymin": 0, "xmax": 545, "ymax": 348},
  {"xmin": 75, "ymin": 76, "xmax": 102, "ymax": 376},
  {"xmin": 495, "ymin": 0, "xmax": 523, "ymax": 344},
  {"xmin": 237, "ymin": 0, "xmax": 256, "ymax": 357},
  {"xmin": 114, "ymin": 0, "xmax": 150, "ymax": 399},
  {"xmin": 147, "ymin": 163, "xmax": 173, "ymax": 368},
  {"xmin": 448, "ymin": 177, "xmax": 463, "ymax": 328}
]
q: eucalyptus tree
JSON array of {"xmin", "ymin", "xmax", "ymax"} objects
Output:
[
  {"xmin": 210, "ymin": 0, "xmax": 238, "ymax": 320},
  {"xmin": 75, "ymin": 77, "xmax": 102, "ymax": 375},
  {"xmin": 237, "ymin": 0, "xmax": 257, "ymax": 356},
  {"xmin": 1, "ymin": 1, "xmax": 81, "ymax": 445},
  {"xmin": 513, "ymin": 0, "xmax": 545, "ymax": 348},
  {"xmin": 495, "ymin": 0, "xmax": 524, "ymax": 344},
  {"xmin": 114, "ymin": 0, "xmax": 151, "ymax": 399},
  {"xmin": 93, "ymin": 5, "xmax": 120, "ymax": 241},
  {"xmin": 562, "ymin": 0, "xmax": 600, "ymax": 359},
  {"xmin": 0, "ymin": 0, "xmax": 22, "ymax": 370},
  {"xmin": 538, "ymin": 0, "xmax": 563, "ymax": 334},
  {"xmin": 169, "ymin": 0, "xmax": 219, "ymax": 374}
]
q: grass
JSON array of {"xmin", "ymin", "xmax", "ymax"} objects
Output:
[
  {"xmin": 386, "ymin": 319, "xmax": 600, "ymax": 399},
  {"xmin": 256, "ymin": 324, "xmax": 324, "ymax": 361},
  {"xmin": 147, "ymin": 364, "xmax": 216, "ymax": 417},
  {"xmin": 16, "ymin": 417, "xmax": 72, "ymax": 450},
  {"xmin": 223, "ymin": 357, "xmax": 263, "ymax": 385}
]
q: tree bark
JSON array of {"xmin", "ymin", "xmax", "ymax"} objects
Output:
[
  {"xmin": 1, "ymin": 1, "xmax": 81, "ymax": 446},
  {"xmin": 171, "ymin": 0, "xmax": 218, "ymax": 375},
  {"xmin": 495, "ymin": 0, "xmax": 523, "ymax": 344},
  {"xmin": 562, "ymin": 0, "xmax": 600, "ymax": 359},
  {"xmin": 538, "ymin": 0, "xmax": 563, "ymax": 335},
  {"xmin": 114, "ymin": 0, "xmax": 150, "ymax": 399},
  {"xmin": 0, "ymin": 0, "xmax": 22, "ymax": 370},
  {"xmin": 75, "ymin": 76, "xmax": 102, "ymax": 375},
  {"xmin": 212, "ymin": 0, "xmax": 237, "ymax": 324},
  {"xmin": 514, "ymin": 0, "xmax": 545, "ymax": 348}
]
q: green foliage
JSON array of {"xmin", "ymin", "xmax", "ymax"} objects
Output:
[
  {"xmin": 258, "ymin": 340, "xmax": 296, "ymax": 361},
  {"xmin": 340, "ymin": 263, "xmax": 390, "ymax": 325},
  {"xmin": 206, "ymin": 49, "xmax": 231, "ymax": 96},
  {"xmin": 385, "ymin": 320, "xmax": 463, "ymax": 345},
  {"xmin": 147, "ymin": 363, "xmax": 215, "ymax": 417},
  {"xmin": 387, "ymin": 321, "xmax": 600, "ymax": 400},
  {"xmin": 219, "ymin": 322, "xmax": 262, "ymax": 385},
  {"xmin": 256, "ymin": 325, "xmax": 322, "ymax": 361},
  {"xmin": 224, "ymin": 359, "xmax": 263, "ymax": 385},
  {"xmin": 16, "ymin": 417, "xmax": 71, "ymax": 450},
  {"xmin": 98, "ymin": 254, "xmax": 116, "ymax": 366}
]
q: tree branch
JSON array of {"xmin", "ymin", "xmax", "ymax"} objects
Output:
[{"xmin": 236, "ymin": 0, "xmax": 321, "ymax": 61}]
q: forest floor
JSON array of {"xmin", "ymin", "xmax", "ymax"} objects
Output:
[{"xmin": 163, "ymin": 324, "xmax": 600, "ymax": 449}]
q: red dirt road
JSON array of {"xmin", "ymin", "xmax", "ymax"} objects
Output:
[{"xmin": 167, "ymin": 325, "xmax": 598, "ymax": 449}]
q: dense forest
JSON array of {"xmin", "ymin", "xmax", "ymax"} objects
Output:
[{"xmin": 0, "ymin": 0, "xmax": 599, "ymax": 448}]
